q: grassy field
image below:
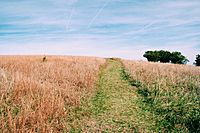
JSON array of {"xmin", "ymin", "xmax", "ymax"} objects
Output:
[
  {"xmin": 0, "ymin": 56, "xmax": 199, "ymax": 132},
  {"xmin": 122, "ymin": 60, "xmax": 200, "ymax": 132},
  {"xmin": 0, "ymin": 56, "xmax": 105, "ymax": 132}
]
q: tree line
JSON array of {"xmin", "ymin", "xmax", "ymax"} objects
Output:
[{"xmin": 143, "ymin": 50, "xmax": 200, "ymax": 66}]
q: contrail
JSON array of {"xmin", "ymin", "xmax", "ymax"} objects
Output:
[
  {"xmin": 137, "ymin": 21, "xmax": 154, "ymax": 32},
  {"xmin": 87, "ymin": 0, "xmax": 110, "ymax": 28},
  {"xmin": 66, "ymin": 1, "xmax": 77, "ymax": 31},
  {"xmin": 66, "ymin": 7, "xmax": 73, "ymax": 31},
  {"xmin": 124, "ymin": 21, "xmax": 155, "ymax": 36}
]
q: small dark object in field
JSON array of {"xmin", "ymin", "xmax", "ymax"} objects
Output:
[
  {"xmin": 42, "ymin": 56, "xmax": 47, "ymax": 62},
  {"xmin": 109, "ymin": 57, "xmax": 120, "ymax": 61}
]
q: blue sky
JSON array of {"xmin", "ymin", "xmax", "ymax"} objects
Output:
[{"xmin": 0, "ymin": 0, "xmax": 200, "ymax": 63}]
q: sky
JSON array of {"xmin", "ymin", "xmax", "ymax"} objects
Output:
[{"xmin": 0, "ymin": 0, "xmax": 200, "ymax": 64}]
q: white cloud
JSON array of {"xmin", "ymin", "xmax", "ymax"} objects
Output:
[{"xmin": 0, "ymin": 0, "xmax": 200, "ymax": 65}]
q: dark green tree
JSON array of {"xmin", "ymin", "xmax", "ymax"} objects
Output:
[
  {"xmin": 194, "ymin": 54, "xmax": 200, "ymax": 66},
  {"xmin": 170, "ymin": 52, "xmax": 189, "ymax": 64},
  {"xmin": 159, "ymin": 50, "xmax": 171, "ymax": 63},
  {"xmin": 144, "ymin": 50, "xmax": 189, "ymax": 64},
  {"xmin": 143, "ymin": 51, "xmax": 160, "ymax": 62}
]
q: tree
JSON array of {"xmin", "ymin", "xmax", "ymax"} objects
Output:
[
  {"xmin": 143, "ymin": 50, "xmax": 171, "ymax": 63},
  {"xmin": 143, "ymin": 50, "xmax": 189, "ymax": 64},
  {"xmin": 170, "ymin": 52, "xmax": 189, "ymax": 64},
  {"xmin": 159, "ymin": 50, "xmax": 171, "ymax": 63},
  {"xmin": 143, "ymin": 51, "xmax": 160, "ymax": 62},
  {"xmin": 194, "ymin": 54, "xmax": 200, "ymax": 66}
]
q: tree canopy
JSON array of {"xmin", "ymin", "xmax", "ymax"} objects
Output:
[
  {"xmin": 170, "ymin": 52, "xmax": 189, "ymax": 64},
  {"xmin": 143, "ymin": 51, "xmax": 160, "ymax": 62},
  {"xmin": 143, "ymin": 50, "xmax": 189, "ymax": 64},
  {"xmin": 194, "ymin": 54, "xmax": 200, "ymax": 66}
]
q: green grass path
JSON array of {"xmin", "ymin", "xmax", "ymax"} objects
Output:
[
  {"xmin": 67, "ymin": 58, "xmax": 199, "ymax": 133},
  {"xmin": 67, "ymin": 58, "xmax": 142, "ymax": 132},
  {"xmin": 81, "ymin": 58, "xmax": 139, "ymax": 132}
]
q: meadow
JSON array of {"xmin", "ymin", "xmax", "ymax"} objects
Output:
[
  {"xmin": 0, "ymin": 56, "xmax": 199, "ymax": 132},
  {"xmin": 122, "ymin": 60, "xmax": 200, "ymax": 132},
  {"xmin": 0, "ymin": 56, "xmax": 105, "ymax": 132}
]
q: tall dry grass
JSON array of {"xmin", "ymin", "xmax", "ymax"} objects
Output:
[
  {"xmin": 122, "ymin": 60, "xmax": 200, "ymax": 132},
  {"xmin": 0, "ymin": 56, "xmax": 105, "ymax": 132},
  {"xmin": 123, "ymin": 60, "xmax": 200, "ymax": 86}
]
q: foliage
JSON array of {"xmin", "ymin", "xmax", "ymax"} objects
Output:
[
  {"xmin": 194, "ymin": 54, "xmax": 200, "ymax": 66},
  {"xmin": 170, "ymin": 52, "xmax": 189, "ymax": 64},
  {"xmin": 143, "ymin": 51, "xmax": 160, "ymax": 62},
  {"xmin": 159, "ymin": 50, "xmax": 171, "ymax": 63},
  {"xmin": 143, "ymin": 50, "xmax": 189, "ymax": 64}
]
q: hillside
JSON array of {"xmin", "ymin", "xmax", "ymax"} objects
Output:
[
  {"xmin": 0, "ymin": 56, "xmax": 199, "ymax": 132},
  {"xmin": 122, "ymin": 59, "xmax": 200, "ymax": 132},
  {"xmin": 0, "ymin": 56, "xmax": 105, "ymax": 132}
]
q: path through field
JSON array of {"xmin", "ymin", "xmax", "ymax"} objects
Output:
[{"xmin": 70, "ymin": 58, "xmax": 141, "ymax": 132}]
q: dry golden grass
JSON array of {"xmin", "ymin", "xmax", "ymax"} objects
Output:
[
  {"xmin": 0, "ymin": 56, "xmax": 105, "ymax": 132},
  {"xmin": 122, "ymin": 60, "xmax": 200, "ymax": 132},
  {"xmin": 123, "ymin": 60, "xmax": 200, "ymax": 87}
]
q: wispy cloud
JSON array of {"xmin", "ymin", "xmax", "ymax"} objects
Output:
[
  {"xmin": 0, "ymin": 0, "xmax": 200, "ymax": 64},
  {"xmin": 87, "ymin": 0, "xmax": 111, "ymax": 28}
]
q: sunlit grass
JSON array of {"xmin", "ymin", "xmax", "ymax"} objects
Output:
[
  {"xmin": 0, "ymin": 56, "xmax": 105, "ymax": 132},
  {"xmin": 122, "ymin": 60, "xmax": 200, "ymax": 132}
]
